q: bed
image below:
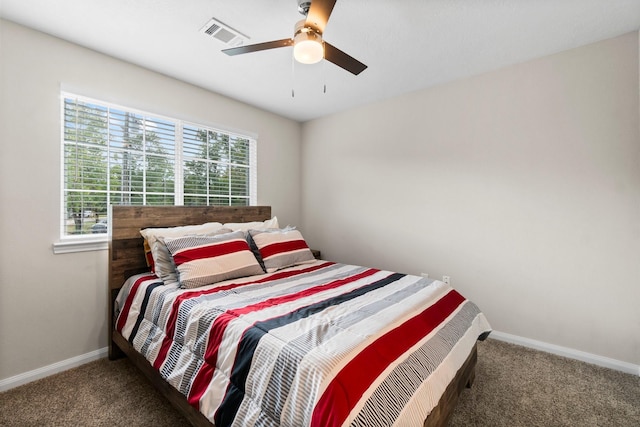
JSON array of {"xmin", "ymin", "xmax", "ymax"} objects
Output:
[{"xmin": 108, "ymin": 205, "xmax": 491, "ymax": 427}]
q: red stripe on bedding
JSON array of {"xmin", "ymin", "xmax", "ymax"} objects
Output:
[
  {"xmin": 153, "ymin": 262, "xmax": 335, "ymax": 372},
  {"xmin": 187, "ymin": 266, "xmax": 379, "ymax": 410},
  {"xmin": 116, "ymin": 274, "xmax": 158, "ymax": 333},
  {"xmin": 171, "ymin": 239, "xmax": 250, "ymax": 267},
  {"xmin": 310, "ymin": 289, "xmax": 466, "ymax": 427},
  {"xmin": 259, "ymin": 239, "xmax": 309, "ymax": 259}
]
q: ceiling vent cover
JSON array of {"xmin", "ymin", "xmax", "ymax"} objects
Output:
[{"xmin": 200, "ymin": 18, "xmax": 248, "ymax": 47}]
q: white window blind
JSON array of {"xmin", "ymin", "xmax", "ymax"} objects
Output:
[{"xmin": 60, "ymin": 93, "xmax": 257, "ymax": 241}]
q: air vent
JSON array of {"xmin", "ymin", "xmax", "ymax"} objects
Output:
[{"xmin": 200, "ymin": 18, "xmax": 248, "ymax": 47}]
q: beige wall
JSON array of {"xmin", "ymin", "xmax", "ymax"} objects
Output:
[
  {"xmin": 301, "ymin": 32, "xmax": 640, "ymax": 365},
  {"xmin": 0, "ymin": 20, "xmax": 302, "ymax": 380}
]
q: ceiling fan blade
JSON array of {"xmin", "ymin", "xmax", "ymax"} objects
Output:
[
  {"xmin": 305, "ymin": 0, "xmax": 336, "ymax": 34},
  {"xmin": 222, "ymin": 38, "xmax": 293, "ymax": 56},
  {"xmin": 324, "ymin": 42, "xmax": 367, "ymax": 75}
]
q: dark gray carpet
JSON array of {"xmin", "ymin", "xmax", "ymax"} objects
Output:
[
  {"xmin": 1, "ymin": 339, "xmax": 638, "ymax": 426},
  {"xmin": 0, "ymin": 355, "xmax": 190, "ymax": 427},
  {"xmin": 450, "ymin": 339, "xmax": 639, "ymax": 427}
]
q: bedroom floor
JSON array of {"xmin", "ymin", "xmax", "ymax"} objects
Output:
[
  {"xmin": 450, "ymin": 339, "xmax": 639, "ymax": 426},
  {"xmin": 0, "ymin": 339, "xmax": 638, "ymax": 426}
]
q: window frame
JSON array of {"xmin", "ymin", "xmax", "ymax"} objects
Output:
[{"xmin": 54, "ymin": 93, "xmax": 257, "ymax": 254}]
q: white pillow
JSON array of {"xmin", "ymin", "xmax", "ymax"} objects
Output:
[{"xmin": 223, "ymin": 216, "xmax": 279, "ymax": 233}]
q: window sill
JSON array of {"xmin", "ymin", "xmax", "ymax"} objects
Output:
[{"xmin": 52, "ymin": 238, "xmax": 108, "ymax": 254}]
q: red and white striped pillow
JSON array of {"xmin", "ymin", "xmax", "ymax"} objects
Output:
[
  {"xmin": 249, "ymin": 228, "xmax": 315, "ymax": 273},
  {"xmin": 163, "ymin": 231, "xmax": 264, "ymax": 289},
  {"xmin": 140, "ymin": 222, "xmax": 226, "ymax": 283}
]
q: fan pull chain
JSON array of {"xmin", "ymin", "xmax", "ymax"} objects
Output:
[
  {"xmin": 323, "ymin": 46, "xmax": 327, "ymax": 94},
  {"xmin": 291, "ymin": 53, "xmax": 296, "ymax": 98}
]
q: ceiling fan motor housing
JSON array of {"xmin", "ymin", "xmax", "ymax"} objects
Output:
[{"xmin": 297, "ymin": 0, "xmax": 312, "ymax": 16}]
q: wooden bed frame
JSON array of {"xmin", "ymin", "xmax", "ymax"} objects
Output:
[{"xmin": 108, "ymin": 205, "xmax": 477, "ymax": 427}]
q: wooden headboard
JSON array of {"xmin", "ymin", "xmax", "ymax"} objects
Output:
[{"xmin": 108, "ymin": 205, "xmax": 272, "ymax": 358}]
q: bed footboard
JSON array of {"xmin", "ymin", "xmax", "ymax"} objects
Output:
[{"xmin": 423, "ymin": 344, "xmax": 478, "ymax": 427}]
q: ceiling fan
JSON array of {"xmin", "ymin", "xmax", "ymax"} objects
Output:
[{"xmin": 222, "ymin": 0, "xmax": 367, "ymax": 76}]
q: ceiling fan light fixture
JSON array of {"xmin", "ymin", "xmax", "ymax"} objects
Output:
[
  {"xmin": 293, "ymin": 23, "xmax": 323, "ymax": 64},
  {"xmin": 222, "ymin": 2, "xmax": 367, "ymax": 76}
]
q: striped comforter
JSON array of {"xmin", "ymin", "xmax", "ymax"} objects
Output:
[{"xmin": 115, "ymin": 260, "xmax": 491, "ymax": 427}]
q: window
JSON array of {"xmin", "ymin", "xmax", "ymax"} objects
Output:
[{"xmin": 60, "ymin": 93, "xmax": 257, "ymax": 241}]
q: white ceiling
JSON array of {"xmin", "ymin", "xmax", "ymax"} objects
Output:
[{"xmin": 1, "ymin": 0, "xmax": 639, "ymax": 122}]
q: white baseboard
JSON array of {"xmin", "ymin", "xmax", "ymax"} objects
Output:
[
  {"xmin": 0, "ymin": 347, "xmax": 109, "ymax": 392},
  {"xmin": 489, "ymin": 331, "xmax": 639, "ymax": 377}
]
